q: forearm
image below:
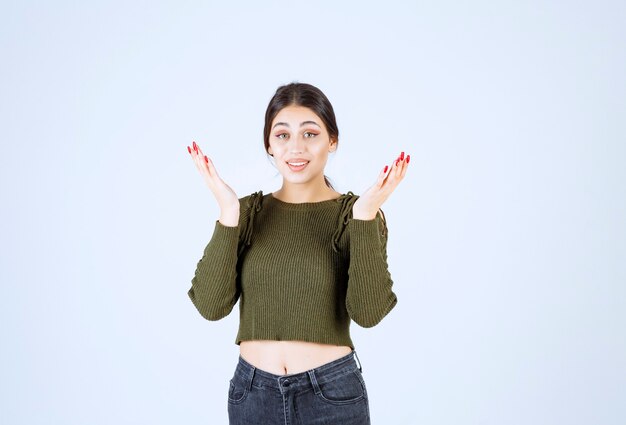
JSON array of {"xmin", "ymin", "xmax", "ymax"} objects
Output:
[
  {"xmin": 187, "ymin": 220, "xmax": 240, "ymax": 320},
  {"xmin": 345, "ymin": 214, "xmax": 398, "ymax": 328}
]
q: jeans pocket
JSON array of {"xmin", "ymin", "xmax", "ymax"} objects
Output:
[
  {"xmin": 227, "ymin": 374, "xmax": 250, "ymax": 404},
  {"xmin": 316, "ymin": 369, "xmax": 367, "ymax": 405}
]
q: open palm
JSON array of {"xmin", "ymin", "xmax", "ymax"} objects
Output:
[
  {"xmin": 352, "ymin": 151, "xmax": 410, "ymax": 220},
  {"xmin": 187, "ymin": 141, "xmax": 239, "ymax": 214}
]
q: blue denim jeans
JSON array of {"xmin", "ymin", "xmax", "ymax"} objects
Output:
[{"xmin": 227, "ymin": 349, "xmax": 371, "ymax": 424}]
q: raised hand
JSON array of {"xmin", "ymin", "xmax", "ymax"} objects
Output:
[
  {"xmin": 352, "ymin": 151, "xmax": 410, "ymax": 220},
  {"xmin": 187, "ymin": 141, "xmax": 240, "ymax": 226}
]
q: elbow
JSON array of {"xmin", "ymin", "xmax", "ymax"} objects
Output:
[
  {"xmin": 197, "ymin": 304, "xmax": 233, "ymax": 321},
  {"xmin": 187, "ymin": 288, "xmax": 236, "ymax": 321},
  {"xmin": 350, "ymin": 312, "xmax": 385, "ymax": 328},
  {"xmin": 347, "ymin": 293, "xmax": 398, "ymax": 328},
  {"xmin": 200, "ymin": 309, "xmax": 231, "ymax": 322}
]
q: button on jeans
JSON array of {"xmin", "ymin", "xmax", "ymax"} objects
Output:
[{"xmin": 227, "ymin": 349, "xmax": 370, "ymax": 424}]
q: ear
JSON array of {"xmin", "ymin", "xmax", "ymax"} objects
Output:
[
  {"xmin": 329, "ymin": 138, "xmax": 338, "ymax": 152},
  {"xmin": 268, "ymin": 146, "xmax": 273, "ymax": 156}
]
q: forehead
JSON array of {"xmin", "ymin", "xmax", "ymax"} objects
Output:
[{"xmin": 272, "ymin": 105, "xmax": 323, "ymax": 126}]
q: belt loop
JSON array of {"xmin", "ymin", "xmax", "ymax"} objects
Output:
[
  {"xmin": 247, "ymin": 364, "xmax": 256, "ymax": 391},
  {"xmin": 353, "ymin": 349, "xmax": 363, "ymax": 372},
  {"xmin": 307, "ymin": 370, "xmax": 322, "ymax": 395}
]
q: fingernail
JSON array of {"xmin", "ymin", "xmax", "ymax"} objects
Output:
[
  {"xmin": 193, "ymin": 141, "xmax": 197, "ymax": 152},
  {"xmin": 383, "ymin": 165, "xmax": 388, "ymax": 173},
  {"xmin": 406, "ymin": 154, "xmax": 410, "ymax": 163},
  {"xmin": 204, "ymin": 155, "xmax": 208, "ymax": 163},
  {"xmin": 395, "ymin": 159, "xmax": 399, "ymax": 166},
  {"xmin": 187, "ymin": 146, "xmax": 191, "ymax": 154},
  {"xmin": 400, "ymin": 151, "xmax": 404, "ymax": 161}
]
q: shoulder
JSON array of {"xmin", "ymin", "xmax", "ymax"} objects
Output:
[
  {"xmin": 340, "ymin": 191, "xmax": 386, "ymax": 220},
  {"xmin": 235, "ymin": 190, "xmax": 264, "ymax": 229},
  {"xmin": 238, "ymin": 190, "xmax": 265, "ymax": 211},
  {"xmin": 236, "ymin": 190, "xmax": 265, "ymax": 249}
]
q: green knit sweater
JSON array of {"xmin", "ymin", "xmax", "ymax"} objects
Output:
[{"xmin": 187, "ymin": 191, "xmax": 398, "ymax": 350}]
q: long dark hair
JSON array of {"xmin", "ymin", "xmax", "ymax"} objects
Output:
[{"xmin": 263, "ymin": 82, "xmax": 339, "ymax": 189}]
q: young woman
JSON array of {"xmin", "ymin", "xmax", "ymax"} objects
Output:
[{"xmin": 187, "ymin": 82, "xmax": 409, "ymax": 424}]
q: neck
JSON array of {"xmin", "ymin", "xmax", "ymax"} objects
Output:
[{"xmin": 273, "ymin": 178, "xmax": 340, "ymax": 203}]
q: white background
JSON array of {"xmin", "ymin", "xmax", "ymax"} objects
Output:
[{"xmin": 1, "ymin": 1, "xmax": 624, "ymax": 424}]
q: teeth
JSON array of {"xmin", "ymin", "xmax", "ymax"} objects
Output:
[{"xmin": 288, "ymin": 161, "xmax": 308, "ymax": 166}]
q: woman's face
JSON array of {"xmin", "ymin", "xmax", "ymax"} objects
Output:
[{"xmin": 267, "ymin": 105, "xmax": 337, "ymax": 187}]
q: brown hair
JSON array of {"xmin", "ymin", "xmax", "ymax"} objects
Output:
[{"xmin": 263, "ymin": 82, "xmax": 339, "ymax": 189}]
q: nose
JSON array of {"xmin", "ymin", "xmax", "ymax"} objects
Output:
[{"xmin": 289, "ymin": 135, "xmax": 306, "ymax": 154}]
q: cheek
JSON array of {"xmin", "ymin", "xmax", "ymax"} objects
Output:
[
  {"xmin": 268, "ymin": 143, "xmax": 282, "ymax": 156},
  {"xmin": 314, "ymin": 146, "xmax": 330, "ymax": 159}
]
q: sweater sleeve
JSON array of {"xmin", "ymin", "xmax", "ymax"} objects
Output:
[
  {"xmin": 345, "ymin": 210, "xmax": 398, "ymax": 328},
  {"xmin": 187, "ymin": 196, "xmax": 252, "ymax": 321}
]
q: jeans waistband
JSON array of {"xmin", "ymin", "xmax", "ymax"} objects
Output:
[{"xmin": 234, "ymin": 349, "xmax": 363, "ymax": 393}]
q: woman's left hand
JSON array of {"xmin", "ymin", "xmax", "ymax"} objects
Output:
[{"xmin": 352, "ymin": 151, "xmax": 410, "ymax": 220}]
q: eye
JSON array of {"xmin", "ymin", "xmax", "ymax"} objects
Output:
[
  {"xmin": 304, "ymin": 131, "xmax": 318, "ymax": 138},
  {"xmin": 276, "ymin": 133, "xmax": 288, "ymax": 140}
]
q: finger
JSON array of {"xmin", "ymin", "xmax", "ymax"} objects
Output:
[
  {"xmin": 187, "ymin": 142, "xmax": 198, "ymax": 158},
  {"xmin": 400, "ymin": 154, "xmax": 410, "ymax": 179},
  {"xmin": 189, "ymin": 141, "xmax": 200, "ymax": 161},
  {"xmin": 205, "ymin": 155, "xmax": 219, "ymax": 177},
  {"xmin": 188, "ymin": 142, "xmax": 203, "ymax": 172},
  {"xmin": 395, "ymin": 158, "xmax": 404, "ymax": 179},
  {"xmin": 376, "ymin": 164, "xmax": 389, "ymax": 188},
  {"xmin": 394, "ymin": 152, "xmax": 405, "ymax": 178},
  {"xmin": 392, "ymin": 151, "xmax": 404, "ymax": 171},
  {"xmin": 388, "ymin": 156, "xmax": 401, "ymax": 180},
  {"xmin": 380, "ymin": 159, "xmax": 397, "ymax": 188},
  {"xmin": 385, "ymin": 155, "xmax": 405, "ymax": 189},
  {"xmin": 377, "ymin": 173, "xmax": 396, "ymax": 199},
  {"xmin": 389, "ymin": 155, "xmax": 409, "ymax": 191},
  {"xmin": 190, "ymin": 142, "xmax": 212, "ymax": 179},
  {"xmin": 189, "ymin": 140, "xmax": 201, "ymax": 161},
  {"xmin": 195, "ymin": 144, "xmax": 212, "ymax": 174}
]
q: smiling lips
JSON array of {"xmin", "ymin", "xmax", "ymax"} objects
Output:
[{"xmin": 286, "ymin": 159, "xmax": 309, "ymax": 172}]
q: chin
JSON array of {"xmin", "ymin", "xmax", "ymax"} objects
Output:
[
  {"xmin": 282, "ymin": 173, "xmax": 320, "ymax": 185},
  {"xmin": 283, "ymin": 176, "xmax": 313, "ymax": 185}
]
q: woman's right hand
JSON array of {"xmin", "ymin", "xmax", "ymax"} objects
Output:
[{"xmin": 188, "ymin": 141, "xmax": 240, "ymax": 227}]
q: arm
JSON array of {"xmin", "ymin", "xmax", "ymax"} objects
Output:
[
  {"xmin": 345, "ymin": 209, "xmax": 398, "ymax": 328},
  {"xmin": 187, "ymin": 197, "xmax": 249, "ymax": 321}
]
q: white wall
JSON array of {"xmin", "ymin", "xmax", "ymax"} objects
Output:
[{"xmin": 1, "ymin": 1, "xmax": 624, "ymax": 424}]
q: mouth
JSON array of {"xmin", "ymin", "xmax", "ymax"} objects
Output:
[{"xmin": 286, "ymin": 160, "xmax": 309, "ymax": 172}]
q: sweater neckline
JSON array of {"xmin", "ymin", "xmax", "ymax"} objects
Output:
[{"xmin": 267, "ymin": 192, "xmax": 349, "ymax": 210}]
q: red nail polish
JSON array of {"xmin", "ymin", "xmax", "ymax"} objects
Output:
[
  {"xmin": 187, "ymin": 146, "xmax": 191, "ymax": 154},
  {"xmin": 204, "ymin": 155, "xmax": 208, "ymax": 163},
  {"xmin": 406, "ymin": 154, "xmax": 410, "ymax": 164},
  {"xmin": 395, "ymin": 159, "xmax": 398, "ymax": 166},
  {"xmin": 400, "ymin": 151, "xmax": 404, "ymax": 161},
  {"xmin": 193, "ymin": 141, "xmax": 197, "ymax": 152},
  {"xmin": 383, "ymin": 165, "xmax": 388, "ymax": 173}
]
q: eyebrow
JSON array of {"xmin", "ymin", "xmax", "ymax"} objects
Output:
[{"xmin": 272, "ymin": 120, "xmax": 321, "ymax": 130}]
